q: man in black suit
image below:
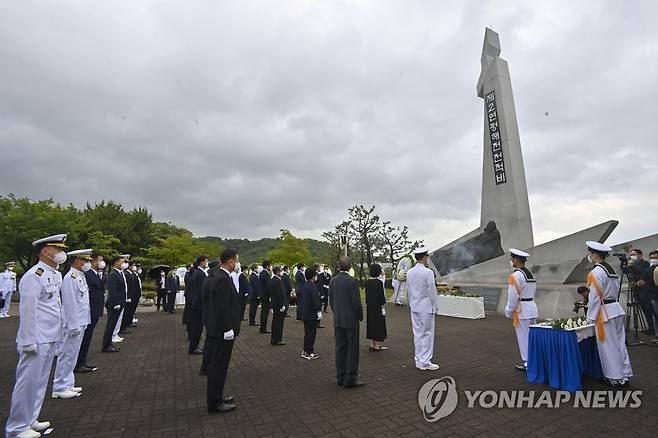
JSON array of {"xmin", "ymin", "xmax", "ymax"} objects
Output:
[
  {"xmin": 188, "ymin": 256, "xmax": 208, "ymax": 354},
  {"xmin": 166, "ymin": 269, "xmax": 180, "ymax": 314},
  {"xmin": 102, "ymin": 255, "xmax": 127, "ymax": 353},
  {"xmin": 76, "ymin": 253, "xmax": 105, "ymax": 371},
  {"xmin": 259, "ymin": 260, "xmax": 272, "ymax": 334},
  {"xmin": 120, "ymin": 261, "xmax": 138, "ymax": 333},
  {"xmin": 329, "ymin": 256, "xmax": 364, "ymax": 388},
  {"xmin": 295, "ymin": 263, "xmax": 306, "ymax": 320},
  {"xmin": 204, "ymin": 248, "xmax": 241, "ymax": 414},
  {"xmin": 237, "ymin": 266, "xmax": 250, "ymax": 321},
  {"xmin": 281, "ymin": 266, "xmax": 292, "ymax": 317},
  {"xmin": 270, "ymin": 266, "xmax": 288, "ymax": 345},
  {"xmin": 320, "ymin": 265, "xmax": 332, "ymax": 312}
]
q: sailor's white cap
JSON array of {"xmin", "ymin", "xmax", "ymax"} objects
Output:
[
  {"xmin": 586, "ymin": 241, "xmax": 612, "ymax": 254},
  {"xmin": 66, "ymin": 249, "xmax": 93, "ymax": 260},
  {"xmin": 413, "ymin": 247, "xmax": 430, "ymax": 256},
  {"xmin": 32, "ymin": 234, "xmax": 68, "ymax": 248},
  {"xmin": 509, "ymin": 248, "xmax": 530, "ymax": 259}
]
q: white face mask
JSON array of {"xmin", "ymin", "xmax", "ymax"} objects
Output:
[
  {"xmin": 121, "ymin": 262, "xmax": 129, "ymax": 270},
  {"xmin": 509, "ymin": 260, "xmax": 515, "ymax": 269},
  {"xmin": 650, "ymin": 259, "xmax": 658, "ymax": 266},
  {"xmin": 82, "ymin": 262, "xmax": 92, "ymax": 272},
  {"xmin": 234, "ymin": 262, "xmax": 241, "ymax": 273},
  {"xmin": 131, "ymin": 265, "xmax": 137, "ymax": 272},
  {"xmin": 98, "ymin": 260, "xmax": 106, "ymax": 270},
  {"xmin": 50, "ymin": 250, "xmax": 67, "ymax": 265},
  {"xmin": 587, "ymin": 254, "xmax": 593, "ymax": 263},
  {"xmin": 630, "ymin": 255, "xmax": 638, "ymax": 261},
  {"xmin": 7, "ymin": 266, "xmax": 13, "ymax": 271},
  {"xmin": 137, "ymin": 268, "xmax": 142, "ymax": 274}
]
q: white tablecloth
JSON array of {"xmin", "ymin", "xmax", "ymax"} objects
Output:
[
  {"xmin": 531, "ymin": 322, "xmax": 596, "ymax": 342},
  {"xmin": 436, "ymin": 295, "xmax": 485, "ymax": 319}
]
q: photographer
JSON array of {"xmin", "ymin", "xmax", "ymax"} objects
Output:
[
  {"xmin": 628, "ymin": 248, "xmax": 653, "ymax": 333},
  {"xmin": 573, "ymin": 286, "xmax": 589, "ymax": 315},
  {"xmin": 640, "ymin": 250, "xmax": 658, "ymax": 343}
]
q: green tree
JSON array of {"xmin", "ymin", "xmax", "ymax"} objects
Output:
[
  {"xmin": 146, "ymin": 231, "xmax": 223, "ymax": 267},
  {"xmin": 267, "ymin": 229, "xmax": 311, "ymax": 267},
  {"xmin": 85, "ymin": 231, "xmax": 122, "ymax": 259}
]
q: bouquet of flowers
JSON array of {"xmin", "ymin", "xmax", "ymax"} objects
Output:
[
  {"xmin": 550, "ymin": 317, "xmax": 591, "ymax": 330},
  {"xmin": 396, "ymin": 269, "xmax": 407, "ymax": 282}
]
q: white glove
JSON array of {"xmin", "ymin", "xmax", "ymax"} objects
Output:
[
  {"xmin": 223, "ymin": 329, "xmax": 235, "ymax": 340},
  {"xmin": 381, "ymin": 308, "xmax": 386, "ymax": 316},
  {"xmin": 113, "ymin": 305, "xmax": 121, "ymax": 310},
  {"xmin": 280, "ymin": 306, "xmax": 286, "ymax": 312},
  {"xmin": 22, "ymin": 344, "xmax": 38, "ymax": 354},
  {"xmin": 69, "ymin": 328, "xmax": 82, "ymax": 336},
  {"xmin": 317, "ymin": 311, "xmax": 323, "ymax": 321},
  {"xmin": 126, "ymin": 298, "xmax": 132, "ymax": 303}
]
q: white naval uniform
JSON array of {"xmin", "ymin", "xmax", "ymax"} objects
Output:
[
  {"xmin": 405, "ymin": 263, "xmax": 440, "ymax": 368},
  {"xmin": 505, "ymin": 267, "xmax": 538, "ymax": 367},
  {"xmin": 391, "ymin": 256, "xmax": 413, "ymax": 305},
  {"xmin": 53, "ymin": 268, "xmax": 91, "ymax": 392},
  {"xmin": 113, "ymin": 269, "xmax": 129, "ymax": 337},
  {"xmin": 0, "ymin": 268, "xmax": 17, "ymax": 316},
  {"xmin": 5, "ymin": 261, "xmax": 63, "ymax": 438},
  {"xmin": 587, "ymin": 263, "xmax": 632, "ymax": 383}
]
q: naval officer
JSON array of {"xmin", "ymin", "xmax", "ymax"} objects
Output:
[
  {"xmin": 0, "ymin": 261, "xmax": 17, "ymax": 318},
  {"xmin": 505, "ymin": 248, "xmax": 538, "ymax": 371},
  {"xmin": 52, "ymin": 249, "xmax": 93, "ymax": 399},
  {"xmin": 585, "ymin": 241, "xmax": 633, "ymax": 386},
  {"xmin": 405, "ymin": 247, "xmax": 440, "ymax": 371},
  {"xmin": 5, "ymin": 234, "xmax": 68, "ymax": 438}
]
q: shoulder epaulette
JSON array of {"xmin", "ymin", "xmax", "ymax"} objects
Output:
[
  {"xmin": 596, "ymin": 263, "xmax": 618, "ymax": 278},
  {"xmin": 35, "ymin": 268, "xmax": 44, "ymax": 276}
]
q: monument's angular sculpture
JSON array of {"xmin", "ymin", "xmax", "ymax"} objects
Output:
[{"xmin": 429, "ymin": 28, "xmax": 658, "ymax": 317}]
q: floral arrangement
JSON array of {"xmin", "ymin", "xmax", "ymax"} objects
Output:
[
  {"xmin": 549, "ymin": 317, "xmax": 591, "ymax": 330},
  {"xmin": 396, "ymin": 269, "xmax": 407, "ymax": 281}
]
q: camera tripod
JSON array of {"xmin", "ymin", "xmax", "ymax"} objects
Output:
[{"xmin": 618, "ymin": 270, "xmax": 647, "ymax": 346}]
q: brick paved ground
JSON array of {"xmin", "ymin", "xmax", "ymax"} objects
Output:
[{"xmin": 1, "ymin": 305, "xmax": 657, "ymax": 437}]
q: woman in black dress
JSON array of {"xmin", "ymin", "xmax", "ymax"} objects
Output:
[{"xmin": 365, "ymin": 263, "xmax": 388, "ymax": 351}]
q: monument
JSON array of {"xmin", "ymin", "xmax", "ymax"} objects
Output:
[{"xmin": 429, "ymin": 28, "xmax": 658, "ymax": 318}]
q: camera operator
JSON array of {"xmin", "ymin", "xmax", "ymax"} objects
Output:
[
  {"xmin": 628, "ymin": 248, "xmax": 653, "ymax": 333},
  {"xmin": 640, "ymin": 250, "xmax": 658, "ymax": 343},
  {"xmin": 573, "ymin": 286, "xmax": 589, "ymax": 315}
]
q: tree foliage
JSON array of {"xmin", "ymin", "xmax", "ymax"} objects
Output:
[{"xmin": 267, "ymin": 229, "xmax": 312, "ymax": 267}]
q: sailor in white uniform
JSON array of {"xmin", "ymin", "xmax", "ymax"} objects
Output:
[
  {"xmin": 1, "ymin": 261, "xmax": 18, "ymax": 318},
  {"xmin": 405, "ymin": 247, "xmax": 440, "ymax": 371},
  {"xmin": 52, "ymin": 249, "xmax": 93, "ymax": 399},
  {"xmin": 585, "ymin": 241, "xmax": 633, "ymax": 386},
  {"xmin": 5, "ymin": 234, "xmax": 68, "ymax": 438},
  {"xmin": 504, "ymin": 248, "xmax": 538, "ymax": 371}
]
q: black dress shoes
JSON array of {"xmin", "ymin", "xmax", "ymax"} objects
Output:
[
  {"xmin": 208, "ymin": 402, "xmax": 236, "ymax": 414},
  {"xmin": 248, "ymin": 323, "xmax": 258, "ymax": 326},
  {"xmin": 271, "ymin": 341, "xmax": 286, "ymax": 346},
  {"xmin": 343, "ymin": 381, "xmax": 365, "ymax": 389},
  {"xmin": 223, "ymin": 396, "xmax": 235, "ymax": 403},
  {"xmin": 260, "ymin": 330, "xmax": 272, "ymax": 334},
  {"xmin": 189, "ymin": 348, "xmax": 204, "ymax": 355},
  {"xmin": 74, "ymin": 366, "xmax": 94, "ymax": 373},
  {"xmin": 85, "ymin": 364, "xmax": 98, "ymax": 371},
  {"xmin": 102, "ymin": 346, "xmax": 120, "ymax": 353}
]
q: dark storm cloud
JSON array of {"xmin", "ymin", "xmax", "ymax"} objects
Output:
[{"xmin": 1, "ymin": 1, "xmax": 656, "ymax": 249}]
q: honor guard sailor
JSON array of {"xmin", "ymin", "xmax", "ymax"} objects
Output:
[
  {"xmin": 5, "ymin": 234, "xmax": 68, "ymax": 438},
  {"xmin": 1, "ymin": 261, "xmax": 18, "ymax": 318},
  {"xmin": 52, "ymin": 249, "xmax": 93, "ymax": 399},
  {"xmin": 585, "ymin": 241, "xmax": 633, "ymax": 386},
  {"xmin": 405, "ymin": 247, "xmax": 441, "ymax": 371},
  {"xmin": 505, "ymin": 248, "xmax": 538, "ymax": 371}
]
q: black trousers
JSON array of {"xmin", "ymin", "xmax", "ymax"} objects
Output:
[
  {"xmin": 259, "ymin": 298, "xmax": 270, "ymax": 332},
  {"xmin": 166, "ymin": 291, "xmax": 176, "ymax": 313},
  {"xmin": 120, "ymin": 299, "xmax": 137, "ymax": 331},
  {"xmin": 271, "ymin": 310, "xmax": 285, "ymax": 343},
  {"xmin": 239, "ymin": 295, "xmax": 247, "ymax": 320},
  {"xmin": 200, "ymin": 335, "xmax": 210, "ymax": 372},
  {"xmin": 322, "ymin": 293, "xmax": 329, "ymax": 312},
  {"xmin": 103, "ymin": 307, "xmax": 122, "ymax": 349},
  {"xmin": 77, "ymin": 318, "xmax": 98, "ymax": 367},
  {"xmin": 637, "ymin": 290, "xmax": 655, "ymax": 331},
  {"xmin": 296, "ymin": 297, "xmax": 303, "ymax": 320},
  {"xmin": 206, "ymin": 337, "xmax": 234, "ymax": 409},
  {"xmin": 248, "ymin": 299, "xmax": 259, "ymax": 324},
  {"xmin": 188, "ymin": 308, "xmax": 203, "ymax": 352},
  {"xmin": 156, "ymin": 289, "xmax": 166, "ymax": 310},
  {"xmin": 303, "ymin": 319, "xmax": 318, "ymax": 354},
  {"xmin": 334, "ymin": 325, "xmax": 360, "ymax": 385}
]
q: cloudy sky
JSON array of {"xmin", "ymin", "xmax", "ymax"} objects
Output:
[{"xmin": 1, "ymin": 1, "xmax": 656, "ymax": 249}]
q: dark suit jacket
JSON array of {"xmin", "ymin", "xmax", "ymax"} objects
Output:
[
  {"xmin": 300, "ymin": 282, "xmax": 321, "ymax": 322},
  {"xmin": 105, "ymin": 268, "xmax": 127, "ymax": 310},
  {"xmin": 282, "ymin": 272, "xmax": 292, "ymax": 294},
  {"xmin": 85, "ymin": 269, "xmax": 105, "ymax": 321},
  {"xmin": 329, "ymin": 272, "xmax": 363, "ymax": 328},
  {"xmin": 249, "ymin": 272, "xmax": 261, "ymax": 300},
  {"xmin": 259, "ymin": 270, "xmax": 271, "ymax": 300},
  {"xmin": 270, "ymin": 275, "xmax": 287, "ymax": 312},
  {"xmin": 166, "ymin": 274, "xmax": 180, "ymax": 293},
  {"xmin": 238, "ymin": 272, "xmax": 250, "ymax": 299},
  {"xmin": 204, "ymin": 267, "xmax": 241, "ymax": 338},
  {"xmin": 124, "ymin": 270, "xmax": 139, "ymax": 301},
  {"xmin": 189, "ymin": 268, "xmax": 207, "ymax": 310},
  {"xmin": 295, "ymin": 270, "xmax": 306, "ymax": 289}
]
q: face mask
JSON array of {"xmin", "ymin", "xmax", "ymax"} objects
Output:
[
  {"xmin": 121, "ymin": 262, "xmax": 129, "ymax": 270},
  {"xmin": 161, "ymin": 272, "xmax": 165, "ymax": 276},
  {"xmin": 131, "ymin": 265, "xmax": 137, "ymax": 272},
  {"xmin": 587, "ymin": 254, "xmax": 593, "ymax": 263},
  {"xmin": 82, "ymin": 262, "xmax": 92, "ymax": 272},
  {"xmin": 51, "ymin": 250, "xmax": 67, "ymax": 265},
  {"xmin": 630, "ymin": 255, "xmax": 638, "ymax": 261},
  {"xmin": 234, "ymin": 262, "xmax": 241, "ymax": 273},
  {"xmin": 137, "ymin": 268, "xmax": 142, "ymax": 275},
  {"xmin": 509, "ymin": 260, "xmax": 514, "ymax": 269},
  {"xmin": 650, "ymin": 259, "xmax": 658, "ymax": 266},
  {"xmin": 7, "ymin": 266, "xmax": 13, "ymax": 271},
  {"xmin": 98, "ymin": 260, "xmax": 106, "ymax": 270}
]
